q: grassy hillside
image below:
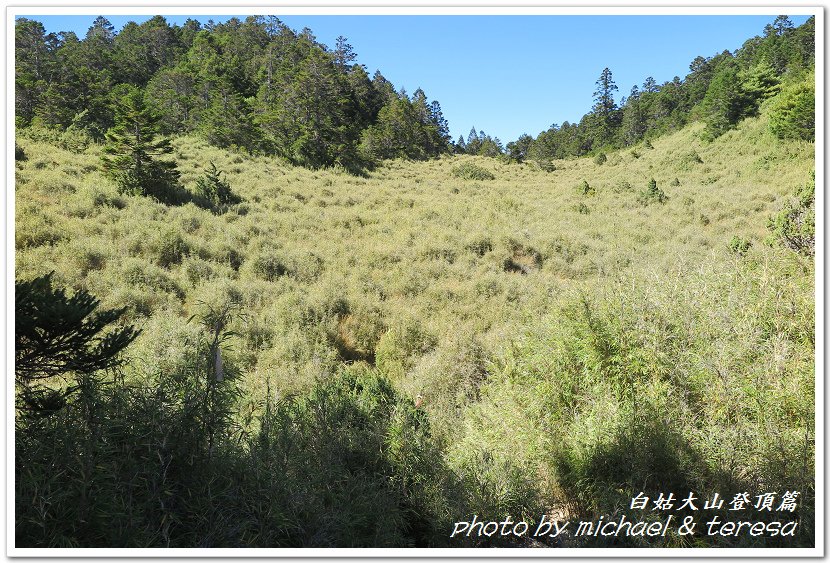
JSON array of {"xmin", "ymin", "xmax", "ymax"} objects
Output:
[{"xmin": 15, "ymin": 103, "xmax": 814, "ymax": 547}]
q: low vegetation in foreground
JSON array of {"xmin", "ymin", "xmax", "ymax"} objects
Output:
[{"xmin": 15, "ymin": 104, "xmax": 814, "ymax": 547}]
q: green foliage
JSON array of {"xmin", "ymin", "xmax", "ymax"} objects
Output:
[
  {"xmin": 579, "ymin": 179, "xmax": 595, "ymax": 196},
  {"xmin": 769, "ymin": 77, "xmax": 815, "ymax": 141},
  {"xmin": 152, "ymin": 228, "xmax": 190, "ymax": 268},
  {"xmin": 727, "ymin": 235, "xmax": 752, "ymax": 256},
  {"xmin": 15, "ymin": 273, "xmax": 139, "ymax": 414},
  {"xmin": 536, "ymin": 159, "xmax": 556, "ymax": 173},
  {"xmin": 456, "ymin": 262, "xmax": 813, "ymax": 545},
  {"xmin": 375, "ymin": 318, "xmax": 436, "ymax": 380},
  {"xmin": 194, "ymin": 162, "xmax": 241, "ymax": 211},
  {"xmin": 101, "ymin": 85, "xmax": 181, "ymax": 202},
  {"xmin": 638, "ymin": 178, "xmax": 667, "ymax": 205},
  {"xmin": 701, "ymin": 60, "xmax": 750, "ymax": 138},
  {"xmin": 16, "ymin": 353, "xmax": 460, "ymax": 546},
  {"xmin": 19, "ymin": 117, "xmax": 96, "ymax": 153},
  {"xmin": 359, "ymin": 91, "xmax": 449, "ymax": 163},
  {"xmin": 460, "ymin": 127, "xmax": 504, "ymax": 158},
  {"xmin": 767, "ymin": 174, "xmax": 815, "ymax": 255},
  {"xmin": 593, "ymin": 152, "xmax": 607, "ymax": 165},
  {"xmin": 15, "ymin": 143, "xmax": 26, "ymax": 161},
  {"xmin": 451, "ymin": 162, "xmax": 495, "ymax": 181},
  {"xmin": 13, "ymin": 17, "xmax": 816, "ymax": 546},
  {"xmin": 250, "ymin": 250, "xmax": 288, "ymax": 281}
]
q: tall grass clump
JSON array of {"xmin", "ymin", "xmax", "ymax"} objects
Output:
[
  {"xmin": 453, "ymin": 250, "xmax": 814, "ymax": 547},
  {"xmin": 16, "ymin": 287, "xmax": 463, "ymax": 547},
  {"xmin": 451, "ymin": 162, "xmax": 495, "ymax": 181}
]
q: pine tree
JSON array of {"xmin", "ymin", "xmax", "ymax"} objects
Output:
[
  {"xmin": 455, "ymin": 134, "xmax": 467, "ymax": 154},
  {"xmin": 15, "ymin": 272, "xmax": 139, "ymax": 414},
  {"xmin": 101, "ymin": 84, "xmax": 181, "ymax": 202},
  {"xmin": 195, "ymin": 162, "xmax": 241, "ymax": 211},
  {"xmin": 701, "ymin": 59, "xmax": 750, "ymax": 138},
  {"xmin": 334, "ymin": 35, "xmax": 356, "ymax": 70},
  {"xmin": 429, "ymin": 100, "xmax": 451, "ymax": 146},
  {"xmin": 591, "ymin": 67, "xmax": 620, "ymax": 148}
]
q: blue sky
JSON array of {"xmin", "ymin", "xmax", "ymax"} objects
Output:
[{"xmin": 22, "ymin": 14, "xmax": 813, "ymax": 144}]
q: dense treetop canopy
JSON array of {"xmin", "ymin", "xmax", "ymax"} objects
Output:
[{"xmin": 16, "ymin": 14, "xmax": 814, "ymax": 169}]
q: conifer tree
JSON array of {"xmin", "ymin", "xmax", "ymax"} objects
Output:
[
  {"xmin": 590, "ymin": 67, "xmax": 620, "ymax": 147},
  {"xmin": 101, "ymin": 84, "xmax": 180, "ymax": 202}
]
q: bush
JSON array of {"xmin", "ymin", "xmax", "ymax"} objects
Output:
[
  {"xmin": 152, "ymin": 228, "xmax": 189, "ymax": 268},
  {"xmin": 375, "ymin": 317, "xmax": 436, "ymax": 380},
  {"xmin": 767, "ymin": 174, "xmax": 815, "ymax": 256},
  {"xmin": 451, "ymin": 162, "xmax": 495, "ymax": 181},
  {"xmin": 194, "ymin": 162, "xmax": 241, "ymax": 212},
  {"xmin": 638, "ymin": 178, "xmax": 667, "ymax": 205},
  {"xmin": 578, "ymin": 180, "xmax": 595, "ymax": 196},
  {"xmin": 727, "ymin": 235, "xmax": 752, "ymax": 256},
  {"xmin": 593, "ymin": 152, "xmax": 607, "ymax": 165},
  {"xmin": 250, "ymin": 250, "xmax": 288, "ymax": 281},
  {"xmin": 536, "ymin": 159, "xmax": 556, "ymax": 173},
  {"xmin": 15, "ymin": 143, "xmax": 27, "ymax": 161}
]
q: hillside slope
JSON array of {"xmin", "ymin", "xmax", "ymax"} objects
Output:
[{"xmin": 15, "ymin": 102, "xmax": 814, "ymax": 547}]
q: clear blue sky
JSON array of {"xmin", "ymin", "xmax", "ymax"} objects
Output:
[{"xmin": 22, "ymin": 13, "xmax": 813, "ymax": 143}]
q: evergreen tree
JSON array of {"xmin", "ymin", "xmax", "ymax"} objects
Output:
[
  {"xmin": 15, "ymin": 18, "xmax": 57, "ymax": 125},
  {"xmin": 466, "ymin": 127, "xmax": 481, "ymax": 154},
  {"xmin": 455, "ymin": 134, "xmax": 467, "ymax": 154},
  {"xmin": 506, "ymin": 133, "xmax": 533, "ymax": 162},
  {"xmin": 334, "ymin": 35, "xmax": 357, "ymax": 70},
  {"xmin": 701, "ymin": 58, "xmax": 753, "ymax": 138},
  {"xmin": 590, "ymin": 67, "xmax": 620, "ymax": 147},
  {"xmin": 769, "ymin": 77, "xmax": 814, "ymax": 141},
  {"xmin": 429, "ymin": 100, "xmax": 451, "ymax": 146},
  {"xmin": 15, "ymin": 272, "xmax": 139, "ymax": 414},
  {"xmin": 621, "ymin": 85, "xmax": 647, "ymax": 145},
  {"xmin": 101, "ymin": 84, "xmax": 181, "ymax": 202}
]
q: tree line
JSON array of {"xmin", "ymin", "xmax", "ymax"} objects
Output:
[
  {"xmin": 15, "ymin": 15, "xmax": 814, "ymax": 171},
  {"xmin": 16, "ymin": 15, "xmax": 451, "ymax": 171},
  {"xmin": 498, "ymin": 15, "xmax": 814, "ymax": 165}
]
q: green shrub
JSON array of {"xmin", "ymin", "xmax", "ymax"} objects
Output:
[
  {"xmin": 153, "ymin": 228, "xmax": 189, "ymax": 268},
  {"xmin": 194, "ymin": 162, "xmax": 241, "ymax": 212},
  {"xmin": 250, "ymin": 250, "xmax": 288, "ymax": 281},
  {"xmin": 15, "ymin": 143, "xmax": 27, "ymax": 161},
  {"xmin": 638, "ymin": 178, "xmax": 667, "ymax": 205},
  {"xmin": 375, "ymin": 317, "xmax": 436, "ymax": 380},
  {"xmin": 727, "ymin": 236, "xmax": 752, "ymax": 256},
  {"xmin": 536, "ymin": 159, "xmax": 556, "ymax": 173},
  {"xmin": 593, "ymin": 152, "xmax": 607, "ymax": 165},
  {"xmin": 451, "ymin": 162, "xmax": 495, "ymax": 181},
  {"xmin": 767, "ymin": 174, "xmax": 815, "ymax": 256},
  {"xmin": 578, "ymin": 180, "xmax": 595, "ymax": 196}
]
